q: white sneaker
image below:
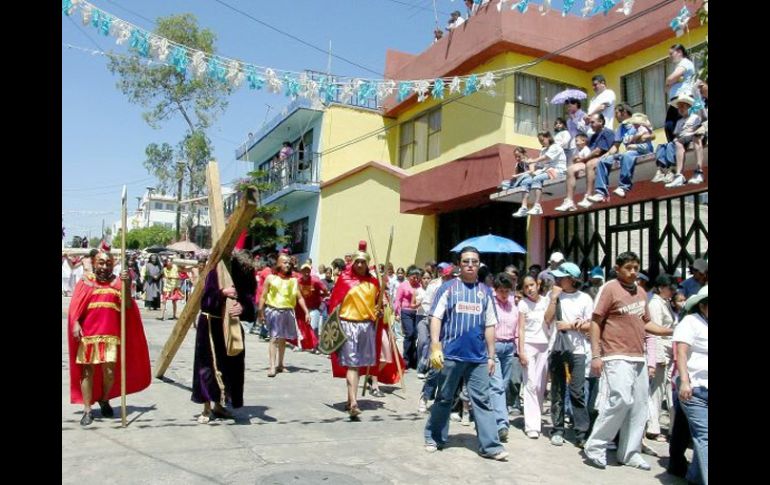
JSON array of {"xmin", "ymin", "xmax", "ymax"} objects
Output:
[
  {"xmin": 526, "ymin": 431, "xmax": 540, "ymax": 439},
  {"xmin": 613, "ymin": 187, "xmax": 626, "ymax": 198},
  {"xmin": 416, "ymin": 372, "xmax": 426, "ymax": 380},
  {"xmin": 479, "ymin": 450, "xmax": 509, "ymax": 461},
  {"xmin": 418, "ymin": 397, "xmax": 428, "ymax": 413},
  {"xmin": 450, "ymin": 412, "xmax": 461, "ymax": 422},
  {"xmin": 550, "ymin": 434, "xmax": 565, "ymax": 446},
  {"xmin": 663, "ymin": 172, "xmax": 675, "ymax": 184},
  {"xmin": 554, "ymin": 199, "xmax": 577, "ymax": 212},
  {"xmin": 512, "ymin": 206, "xmax": 528, "ymax": 218},
  {"xmin": 665, "ymin": 174, "xmax": 686, "ymax": 188},
  {"xmin": 528, "ymin": 204, "xmax": 543, "ymax": 215},
  {"xmin": 577, "ymin": 198, "xmax": 593, "ymax": 209},
  {"xmin": 461, "ymin": 414, "xmax": 471, "ymax": 426},
  {"xmin": 651, "ymin": 169, "xmax": 667, "ymax": 183},
  {"xmin": 687, "ymin": 172, "xmax": 704, "ymax": 185},
  {"xmin": 587, "ymin": 193, "xmax": 607, "ymax": 203}
]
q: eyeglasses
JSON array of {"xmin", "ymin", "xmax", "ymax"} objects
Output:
[{"xmin": 461, "ymin": 259, "xmax": 480, "ymax": 266}]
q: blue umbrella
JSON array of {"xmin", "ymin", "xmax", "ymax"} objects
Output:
[{"xmin": 451, "ymin": 234, "xmax": 526, "ymax": 254}]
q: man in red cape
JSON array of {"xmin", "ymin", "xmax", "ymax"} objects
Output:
[
  {"xmin": 67, "ymin": 250, "xmax": 151, "ymax": 426},
  {"xmin": 327, "ymin": 241, "xmax": 404, "ymax": 418}
]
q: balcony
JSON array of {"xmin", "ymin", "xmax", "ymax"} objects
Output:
[{"xmin": 257, "ymin": 151, "xmax": 321, "ymax": 206}]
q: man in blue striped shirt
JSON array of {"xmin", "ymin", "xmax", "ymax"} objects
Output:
[{"xmin": 423, "ymin": 246, "xmax": 508, "ymax": 460}]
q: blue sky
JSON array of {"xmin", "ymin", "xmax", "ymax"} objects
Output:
[{"xmin": 62, "ymin": 0, "xmax": 591, "ymax": 239}]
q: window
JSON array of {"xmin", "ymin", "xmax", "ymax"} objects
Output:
[
  {"xmin": 165, "ymin": 203, "xmax": 175, "ymax": 211},
  {"xmin": 514, "ymin": 74, "xmax": 573, "ymax": 137},
  {"xmin": 286, "ymin": 217, "xmax": 309, "ymax": 255},
  {"xmin": 399, "ymin": 108, "xmax": 441, "ymax": 168},
  {"xmin": 154, "ymin": 202, "xmax": 163, "ymax": 210},
  {"xmin": 622, "ymin": 43, "xmax": 706, "ymax": 129}
]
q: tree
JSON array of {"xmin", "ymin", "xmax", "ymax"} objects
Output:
[
  {"xmin": 235, "ymin": 171, "xmax": 290, "ymax": 253},
  {"xmin": 89, "ymin": 237, "xmax": 102, "ymax": 248},
  {"xmin": 116, "ymin": 226, "xmax": 176, "ymax": 249},
  {"xmin": 688, "ymin": 0, "xmax": 708, "ymax": 81},
  {"xmin": 107, "ymin": 14, "xmax": 232, "ymax": 237}
]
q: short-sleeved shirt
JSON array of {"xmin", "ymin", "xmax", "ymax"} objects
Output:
[
  {"xmin": 680, "ymin": 277, "xmax": 702, "ymax": 298},
  {"xmin": 542, "ymin": 143, "xmax": 567, "ymax": 173},
  {"xmin": 588, "ymin": 89, "xmax": 617, "ymax": 130},
  {"xmin": 673, "ymin": 312, "xmax": 708, "ymax": 388},
  {"xmin": 589, "ymin": 128, "xmax": 615, "ymax": 154},
  {"xmin": 264, "ymin": 274, "xmax": 298, "ymax": 309},
  {"xmin": 548, "ymin": 290, "xmax": 593, "ymax": 355},
  {"xmin": 430, "ymin": 279, "xmax": 497, "ymax": 363},
  {"xmin": 670, "ymin": 58, "xmax": 697, "ymax": 99},
  {"xmin": 493, "ymin": 294, "xmax": 518, "ymax": 342},
  {"xmin": 592, "ymin": 279, "xmax": 651, "ymax": 361},
  {"xmin": 517, "ymin": 295, "xmax": 551, "ymax": 345},
  {"xmin": 298, "ymin": 275, "xmax": 327, "ymax": 310}
]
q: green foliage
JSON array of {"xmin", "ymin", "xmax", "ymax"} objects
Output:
[
  {"xmin": 689, "ymin": 0, "xmax": 708, "ymax": 81},
  {"xmin": 107, "ymin": 14, "xmax": 231, "ymax": 199},
  {"xmin": 117, "ymin": 226, "xmax": 176, "ymax": 249},
  {"xmin": 235, "ymin": 172, "xmax": 290, "ymax": 252}
]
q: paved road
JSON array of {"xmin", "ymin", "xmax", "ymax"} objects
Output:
[{"xmin": 62, "ymin": 297, "xmax": 686, "ymax": 484}]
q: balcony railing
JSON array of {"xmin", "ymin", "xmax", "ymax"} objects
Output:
[{"xmin": 258, "ymin": 151, "xmax": 321, "ymax": 199}]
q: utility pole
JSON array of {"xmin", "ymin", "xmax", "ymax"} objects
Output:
[
  {"xmin": 145, "ymin": 186, "xmax": 156, "ymax": 228},
  {"xmin": 175, "ymin": 161, "xmax": 185, "ymax": 240}
]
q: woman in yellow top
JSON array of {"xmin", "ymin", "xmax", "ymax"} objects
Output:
[
  {"xmin": 258, "ymin": 254, "xmax": 310, "ymax": 377},
  {"xmin": 160, "ymin": 258, "xmax": 183, "ymax": 321}
]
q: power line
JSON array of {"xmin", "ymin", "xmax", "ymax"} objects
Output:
[
  {"xmin": 103, "ymin": 0, "xmax": 156, "ymax": 26},
  {"xmin": 319, "ymin": 0, "xmax": 678, "ymax": 157},
  {"xmin": 66, "ymin": 14, "xmax": 105, "ymax": 51},
  {"xmin": 62, "ymin": 176, "xmax": 155, "ymax": 192},
  {"xmin": 211, "ymin": 0, "xmax": 383, "ymax": 77}
]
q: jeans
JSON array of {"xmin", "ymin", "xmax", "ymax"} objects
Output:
[
  {"xmin": 518, "ymin": 171, "xmax": 551, "ymax": 191},
  {"xmin": 594, "ymin": 144, "xmax": 650, "ymax": 195},
  {"xmin": 424, "ymin": 359, "xmax": 504, "ymax": 455},
  {"xmin": 656, "ymin": 143, "xmax": 676, "ymax": 168},
  {"xmin": 668, "ymin": 384, "xmax": 693, "ymax": 477},
  {"xmin": 680, "ymin": 384, "xmax": 708, "ymax": 485},
  {"xmin": 490, "ymin": 341, "xmax": 515, "ymax": 431},
  {"xmin": 421, "ymin": 367, "xmax": 440, "ymax": 401},
  {"xmin": 416, "ymin": 316, "xmax": 431, "ymax": 373},
  {"xmin": 507, "ymin": 351, "xmax": 522, "ymax": 409},
  {"xmin": 549, "ymin": 351, "xmax": 590, "ymax": 441},
  {"xmin": 400, "ymin": 310, "xmax": 419, "ymax": 370},
  {"xmin": 665, "ymin": 103, "xmax": 682, "ymax": 142}
]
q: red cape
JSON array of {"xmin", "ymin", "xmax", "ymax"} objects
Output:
[
  {"xmin": 67, "ymin": 275, "xmax": 152, "ymax": 404},
  {"xmin": 328, "ymin": 268, "xmax": 405, "ymax": 384},
  {"xmin": 288, "ymin": 304, "xmax": 319, "ymax": 350}
]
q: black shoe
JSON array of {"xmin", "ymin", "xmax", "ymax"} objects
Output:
[
  {"xmin": 80, "ymin": 412, "xmax": 94, "ymax": 426},
  {"xmin": 498, "ymin": 427, "xmax": 509, "ymax": 443},
  {"xmin": 574, "ymin": 438, "xmax": 586, "ymax": 449},
  {"xmin": 98, "ymin": 400, "xmax": 114, "ymax": 418}
]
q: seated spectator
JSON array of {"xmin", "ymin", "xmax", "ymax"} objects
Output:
[
  {"xmin": 554, "ymin": 114, "xmax": 614, "ymax": 212},
  {"xmin": 500, "ymin": 146, "xmax": 529, "ymax": 190},
  {"xmin": 447, "ymin": 11, "xmax": 466, "ymax": 30},
  {"xmin": 512, "ymin": 131, "xmax": 567, "ymax": 218},
  {"xmin": 572, "ymin": 132, "xmax": 591, "ymax": 166},
  {"xmin": 589, "ymin": 109, "xmax": 655, "ymax": 201},
  {"xmin": 652, "ymin": 95, "xmax": 704, "ymax": 188},
  {"xmin": 553, "ymin": 117, "xmax": 573, "ymax": 162}
]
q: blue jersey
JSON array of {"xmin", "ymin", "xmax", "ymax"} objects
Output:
[{"xmin": 429, "ymin": 279, "xmax": 498, "ymax": 363}]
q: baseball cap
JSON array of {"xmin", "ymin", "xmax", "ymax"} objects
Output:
[
  {"xmin": 549, "ymin": 252, "xmax": 565, "ymax": 264},
  {"xmin": 690, "ymin": 258, "xmax": 708, "ymax": 273},
  {"xmin": 300, "ymin": 262, "xmax": 312, "ymax": 271},
  {"xmin": 589, "ymin": 266, "xmax": 605, "ymax": 281},
  {"xmin": 537, "ymin": 270, "xmax": 555, "ymax": 283},
  {"xmin": 551, "ymin": 262, "xmax": 581, "ymax": 279},
  {"xmin": 637, "ymin": 271, "xmax": 650, "ymax": 283},
  {"xmin": 441, "ymin": 264, "xmax": 455, "ymax": 277}
]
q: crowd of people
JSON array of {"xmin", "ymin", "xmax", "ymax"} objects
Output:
[
  {"xmin": 65, "ymin": 234, "xmax": 708, "ymax": 483},
  {"xmin": 499, "ymin": 44, "xmax": 708, "ymax": 217}
]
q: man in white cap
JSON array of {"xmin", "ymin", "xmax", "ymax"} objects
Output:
[{"xmin": 548, "ymin": 252, "xmax": 565, "ymax": 271}]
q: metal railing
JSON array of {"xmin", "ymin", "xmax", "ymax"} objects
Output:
[{"xmin": 258, "ymin": 151, "xmax": 321, "ymax": 199}]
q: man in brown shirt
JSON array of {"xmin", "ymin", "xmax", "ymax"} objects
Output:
[{"xmin": 584, "ymin": 252, "xmax": 673, "ymax": 471}]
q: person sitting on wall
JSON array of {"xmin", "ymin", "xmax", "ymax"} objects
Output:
[
  {"xmin": 652, "ymin": 95, "xmax": 704, "ymax": 188},
  {"xmin": 500, "ymin": 146, "xmax": 530, "ymax": 190},
  {"xmin": 512, "ymin": 131, "xmax": 567, "ymax": 218},
  {"xmin": 447, "ymin": 11, "xmax": 466, "ymax": 30}
]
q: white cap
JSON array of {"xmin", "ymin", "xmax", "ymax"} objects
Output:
[{"xmin": 549, "ymin": 252, "xmax": 565, "ymax": 264}]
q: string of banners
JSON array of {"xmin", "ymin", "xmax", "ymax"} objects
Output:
[{"xmin": 63, "ymin": 0, "xmax": 690, "ymax": 105}]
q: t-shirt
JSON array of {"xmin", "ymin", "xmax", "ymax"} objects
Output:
[
  {"xmin": 554, "ymin": 130, "xmax": 571, "ymax": 151},
  {"xmin": 670, "ymin": 57, "xmax": 697, "ymax": 100},
  {"xmin": 548, "ymin": 290, "xmax": 593, "ymax": 355},
  {"xmin": 567, "ymin": 110, "xmax": 587, "ymax": 139},
  {"xmin": 297, "ymin": 275, "xmax": 327, "ymax": 310},
  {"xmin": 430, "ymin": 279, "xmax": 497, "ymax": 363},
  {"xmin": 673, "ymin": 312, "xmax": 708, "ymax": 389},
  {"xmin": 588, "ymin": 89, "xmax": 617, "ymax": 131},
  {"xmin": 493, "ymin": 294, "xmax": 518, "ymax": 342},
  {"xmin": 448, "ymin": 16, "xmax": 465, "ymax": 29},
  {"xmin": 674, "ymin": 113, "xmax": 702, "ymax": 138},
  {"xmin": 264, "ymin": 274, "xmax": 298, "ymax": 309},
  {"xmin": 421, "ymin": 278, "xmax": 443, "ymax": 315},
  {"xmin": 589, "ymin": 128, "xmax": 615, "ymax": 153},
  {"xmin": 542, "ymin": 143, "xmax": 567, "ymax": 173},
  {"xmin": 415, "ymin": 286, "xmax": 428, "ymax": 316},
  {"xmin": 517, "ymin": 295, "xmax": 551, "ymax": 345},
  {"xmin": 394, "ymin": 280, "xmax": 419, "ymax": 314},
  {"xmin": 574, "ymin": 145, "xmax": 591, "ymax": 162},
  {"xmin": 648, "ymin": 293, "xmax": 675, "ymax": 364},
  {"xmin": 680, "ymin": 277, "xmax": 702, "ymax": 298},
  {"xmin": 592, "ymin": 279, "xmax": 651, "ymax": 360}
]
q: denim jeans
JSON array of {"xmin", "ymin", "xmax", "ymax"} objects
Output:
[
  {"xmin": 668, "ymin": 384, "xmax": 693, "ymax": 476},
  {"xmin": 424, "ymin": 359, "xmax": 504, "ymax": 455},
  {"xmin": 400, "ymin": 310, "xmax": 419, "ymax": 369},
  {"xmin": 490, "ymin": 341, "xmax": 515, "ymax": 431},
  {"xmin": 518, "ymin": 172, "xmax": 551, "ymax": 192},
  {"xmin": 656, "ymin": 142, "xmax": 676, "ymax": 168},
  {"xmin": 416, "ymin": 316, "xmax": 431, "ymax": 374},
  {"xmin": 594, "ymin": 144, "xmax": 650, "ymax": 195},
  {"xmin": 680, "ymin": 384, "xmax": 708, "ymax": 485},
  {"xmin": 549, "ymin": 351, "xmax": 590, "ymax": 441},
  {"xmin": 421, "ymin": 367, "xmax": 440, "ymax": 401}
]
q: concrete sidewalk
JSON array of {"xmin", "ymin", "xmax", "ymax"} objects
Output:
[{"xmin": 62, "ymin": 297, "xmax": 685, "ymax": 484}]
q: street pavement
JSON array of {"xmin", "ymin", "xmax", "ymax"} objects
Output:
[{"xmin": 62, "ymin": 297, "xmax": 687, "ymax": 484}]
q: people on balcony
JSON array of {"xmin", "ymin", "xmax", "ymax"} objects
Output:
[
  {"xmin": 447, "ymin": 11, "xmax": 466, "ymax": 30},
  {"xmin": 555, "ymin": 114, "xmax": 614, "ymax": 212},
  {"xmin": 652, "ymin": 94, "xmax": 704, "ymax": 188},
  {"xmin": 584, "ymin": 75, "xmax": 617, "ymax": 133},
  {"xmin": 553, "ymin": 117, "xmax": 573, "ymax": 162},
  {"xmin": 665, "ymin": 44, "xmax": 698, "ymax": 142},
  {"xmin": 500, "ymin": 146, "xmax": 529, "ymax": 190},
  {"xmin": 512, "ymin": 131, "xmax": 567, "ymax": 218}
]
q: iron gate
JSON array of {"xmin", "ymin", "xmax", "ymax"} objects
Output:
[{"xmin": 545, "ymin": 192, "xmax": 708, "ymax": 278}]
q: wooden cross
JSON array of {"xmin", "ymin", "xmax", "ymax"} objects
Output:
[{"xmin": 153, "ymin": 161, "xmax": 257, "ymax": 378}]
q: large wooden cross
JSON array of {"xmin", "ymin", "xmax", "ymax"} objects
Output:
[{"xmin": 154, "ymin": 161, "xmax": 257, "ymax": 378}]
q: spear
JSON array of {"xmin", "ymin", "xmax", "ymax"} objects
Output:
[{"xmin": 120, "ymin": 185, "xmax": 127, "ymax": 427}]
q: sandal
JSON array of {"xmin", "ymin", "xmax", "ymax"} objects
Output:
[
  {"xmin": 267, "ymin": 369, "xmax": 276, "ymax": 378},
  {"xmin": 212, "ymin": 406, "xmax": 234, "ymax": 420},
  {"xmin": 80, "ymin": 411, "xmax": 94, "ymax": 427},
  {"xmin": 349, "ymin": 404, "xmax": 362, "ymax": 419},
  {"xmin": 197, "ymin": 413, "xmax": 211, "ymax": 424},
  {"xmin": 276, "ymin": 365, "xmax": 285, "ymax": 373}
]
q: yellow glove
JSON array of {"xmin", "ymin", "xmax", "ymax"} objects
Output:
[{"xmin": 429, "ymin": 342, "xmax": 444, "ymax": 370}]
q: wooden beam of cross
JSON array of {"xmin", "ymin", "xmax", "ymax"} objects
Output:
[{"xmin": 153, "ymin": 163, "xmax": 257, "ymax": 378}]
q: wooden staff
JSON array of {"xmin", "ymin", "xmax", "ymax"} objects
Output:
[{"xmin": 120, "ymin": 186, "xmax": 127, "ymax": 427}]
